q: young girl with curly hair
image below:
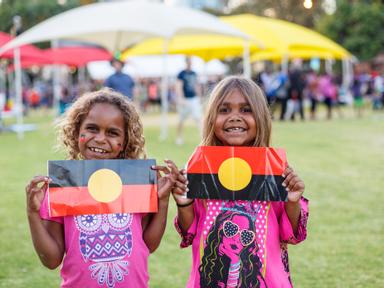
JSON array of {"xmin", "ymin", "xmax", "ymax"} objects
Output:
[
  {"xmin": 26, "ymin": 88, "xmax": 186, "ymax": 288},
  {"xmin": 174, "ymin": 76, "xmax": 309, "ymax": 287}
]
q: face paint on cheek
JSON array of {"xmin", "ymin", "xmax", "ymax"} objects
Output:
[{"xmin": 79, "ymin": 134, "xmax": 86, "ymax": 142}]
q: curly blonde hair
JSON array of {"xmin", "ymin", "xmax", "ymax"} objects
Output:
[
  {"xmin": 56, "ymin": 88, "xmax": 145, "ymax": 160},
  {"xmin": 201, "ymin": 75, "xmax": 271, "ymax": 147}
]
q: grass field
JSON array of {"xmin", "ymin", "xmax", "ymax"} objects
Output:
[{"xmin": 0, "ymin": 108, "xmax": 383, "ymax": 287}]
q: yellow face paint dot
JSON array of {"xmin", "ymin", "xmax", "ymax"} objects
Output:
[
  {"xmin": 218, "ymin": 157, "xmax": 252, "ymax": 191},
  {"xmin": 88, "ymin": 169, "xmax": 122, "ymax": 203}
]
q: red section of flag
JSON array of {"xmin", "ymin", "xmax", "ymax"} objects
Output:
[
  {"xmin": 49, "ymin": 184, "xmax": 158, "ymax": 217},
  {"xmin": 187, "ymin": 146, "xmax": 287, "ymax": 175}
]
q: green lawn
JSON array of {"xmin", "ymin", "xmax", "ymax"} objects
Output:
[{"xmin": 0, "ymin": 108, "xmax": 383, "ymax": 287}]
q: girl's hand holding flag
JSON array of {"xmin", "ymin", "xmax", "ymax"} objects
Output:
[
  {"xmin": 26, "ymin": 176, "xmax": 50, "ymax": 214},
  {"xmin": 282, "ymin": 165, "xmax": 305, "ymax": 235},
  {"xmin": 282, "ymin": 165, "xmax": 305, "ymax": 203},
  {"xmin": 151, "ymin": 159, "xmax": 187, "ymax": 200}
]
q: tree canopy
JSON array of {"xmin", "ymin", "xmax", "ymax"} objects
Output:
[
  {"xmin": 0, "ymin": 0, "xmax": 90, "ymax": 36},
  {"xmin": 316, "ymin": 0, "xmax": 384, "ymax": 61}
]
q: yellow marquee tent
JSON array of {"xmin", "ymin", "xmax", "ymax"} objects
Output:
[
  {"xmin": 122, "ymin": 34, "xmax": 262, "ymax": 61},
  {"xmin": 122, "ymin": 14, "xmax": 351, "ymax": 62},
  {"xmin": 224, "ymin": 14, "xmax": 351, "ymax": 61}
]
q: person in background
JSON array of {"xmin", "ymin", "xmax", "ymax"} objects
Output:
[
  {"xmin": 305, "ymin": 69, "xmax": 320, "ymax": 120},
  {"xmin": 104, "ymin": 57, "xmax": 135, "ymax": 101},
  {"xmin": 175, "ymin": 56, "xmax": 202, "ymax": 145},
  {"xmin": 287, "ymin": 60, "xmax": 306, "ymax": 121},
  {"xmin": 318, "ymin": 73, "xmax": 338, "ymax": 120}
]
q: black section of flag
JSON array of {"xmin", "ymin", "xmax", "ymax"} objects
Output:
[
  {"xmin": 49, "ymin": 159, "xmax": 156, "ymax": 187},
  {"xmin": 187, "ymin": 173, "xmax": 287, "ymax": 201}
]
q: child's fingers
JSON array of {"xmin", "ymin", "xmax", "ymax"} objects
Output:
[
  {"xmin": 282, "ymin": 171, "xmax": 296, "ymax": 187},
  {"xmin": 26, "ymin": 176, "xmax": 49, "ymax": 193},
  {"xmin": 285, "ymin": 175, "xmax": 300, "ymax": 191},
  {"xmin": 282, "ymin": 165, "xmax": 293, "ymax": 178},
  {"xmin": 291, "ymin": 181, "xmax": 305, "ymax": 193},
  {"xmin": 27, "ymin": 186, "xmax": 43, "ymax": 205},
  {"xmin": 173, "ymin": 187, "xmax": 187, "ymax": 196},
  {"xmin": 173, "ymin": 180, "xmax": 188, "ymax": 194},
  {"xmin": 29, "ymin": 175, "xmax": 50, "ymax": 186},
  {"xmin": 151, "ymin": 165, "xmax": 170, "ymax": 175},
  {"xmin": 164, "ymin": 160, "xmax": 180, "ymax": 176},
  {"xmin": 29, "ymin": 184, "xmax": 45, "ymax": 195},
  {"xmin": 177, "ymin": 172, "xmax": 188, "ymax": 184}
]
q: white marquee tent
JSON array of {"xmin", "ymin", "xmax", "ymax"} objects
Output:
[{"xmin": 0, "ymin": 1, "xmax": 248, "ymax": 139}]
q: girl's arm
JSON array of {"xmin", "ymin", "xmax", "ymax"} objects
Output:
[
  {"xmin": 282, "ymin": 166, "xmax": 305, "ymax": 235},
  {"xmin": 26, "ymin": 176, "xmax": 65, "ymax": 269},
  {"xmin": 142, "ymin": 195, "xmax": 170, "ymax": 253},
  {"xmin": 172, "ymin": 169, "xmax": 195, "ymax": 234},
  {"xmin": 142, "ymin": 160, "xmax": 186, "ymax": 253}
]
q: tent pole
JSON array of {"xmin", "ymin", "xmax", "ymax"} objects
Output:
[
  {"xmin": 342, "ymin": 58, "xmax": 353, "ymax": 103},
  {"xmin": 342, "ymin": 59, "xmax": 347, "ymax": 90},
  {"xmin": 14, "ymin": 46, "xmax": 24, "ymax": 139},
  {"xmin": 78, "ymin": 66, "xmax": 86, "ymax": 93},
  {"xmin": 281, "ymin": 54, "xmax": 289, "ymax": 76},
  {"xmin": 160, "ymin": 38, "xmax": 169, "ymax": 140},
  {"xmin": 242, "ymin": 40, "xmax": 251, "ymax": 78},
  {"xmin": 325, "ymin": 58, "xmax": 334, "ymax": 75},
  {"xmin": 0, "ymin": 61, "xmax": 6, "ymax": 130},
  {"xmin": 51, "ymin": 39, "xmax": 61, "ymax": 116},
  {"xmin": 0, "ymin": 61, "xmax": 5, "ymax": 108}
]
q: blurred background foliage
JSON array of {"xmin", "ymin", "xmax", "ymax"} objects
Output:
[
  {"xmin": 315, "ymin": 0, "xmax": 384, "ymax": 61},
  {"xmin": 0, "ymin": 0, "xmax": 383, "ymax": 60}
]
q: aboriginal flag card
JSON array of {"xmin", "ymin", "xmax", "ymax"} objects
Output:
[
  {"xmin": 186, "ymin": 146, "xmax": 288, "ymax": 201},
  {"xmin": 48, "ymin": 159, "xmax": 157, "ymax": 217}
]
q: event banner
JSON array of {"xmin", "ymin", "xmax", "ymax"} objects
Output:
[
  {"xmin": 48, "ymin": 159, "xmax": 158, "ymax": 217},
  {"xmin": 186, "ymin": 146, "xmax": 288, "ymax": 201}
]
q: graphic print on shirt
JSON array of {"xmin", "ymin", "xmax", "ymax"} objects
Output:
[
  {"xmin": 199, "ymin": 201, "xmax": 268, "ymax": 288},
  {"xmin": 75, "ymin": 213, "xmax": 133, "ymax": 288}
]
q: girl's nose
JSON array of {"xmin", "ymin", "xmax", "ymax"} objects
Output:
[
  {"xmin": 228, "ymin": 112, "xmax": 242, "ymax": 122},
  {"xmin": 94, "ymin": 132, "xmax": 106, "ymax": 142}
]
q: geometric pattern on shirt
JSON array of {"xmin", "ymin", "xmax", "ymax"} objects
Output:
[{"xmin": 74, "ymin": 213, "xmax": 133, "ymax": 287}]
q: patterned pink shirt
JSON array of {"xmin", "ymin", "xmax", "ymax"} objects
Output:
[
  {"xmin": 40, "ymin": 193, "xmax": 150, "ymax": 288},
  {"xmin": 175, "ymin": 198, "xmax": 309, "ymax": 288}
]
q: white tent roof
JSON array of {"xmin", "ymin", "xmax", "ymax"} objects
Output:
[
  {"xmin": 0, "ymin": 1, "xmax": 246, "ymax": 54},
  {"xmin": 87, "ymin": 55, "xmax": 228, "ymax": 79}
]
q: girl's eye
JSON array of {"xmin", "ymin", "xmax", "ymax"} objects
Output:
[
  {"xmin": 242, "ymin": 106, "xmax": 252, "ymax": 113},
  {"xmin": 108, "ymin": 131, "xmax": 120, "ymax": 137},
  {"xmin": 218, "ymin": 106, "xmax": 229, "ymax": 113},
  {"xmin": 86, "ymin": 126, "xmax": 97, "ymax": 132}
]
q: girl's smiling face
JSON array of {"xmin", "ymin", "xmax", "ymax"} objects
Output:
[
  {"xmin": 78, "ymin": 103, "xmax": 125, "ymax": 160},
  {"xmin": 214, "ymin": 89, "xmax": 256, "ymax": 146}
]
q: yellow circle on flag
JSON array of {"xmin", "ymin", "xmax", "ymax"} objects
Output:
[
  {"xmin": 88, "ymin": 169, "xmax": 122, "ymax": 203},
  {"xmin": 218, "ymin": 157, "xmax": 252, "ymax": 191}
]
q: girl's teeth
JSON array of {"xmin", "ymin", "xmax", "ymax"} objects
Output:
[
  {"xmin": 90, "ymin": 147, "xmax": 107, "ymax": 153},
  {"xmin": 227, "ymin": 128, "xmax": 244, "ymax": 132}
]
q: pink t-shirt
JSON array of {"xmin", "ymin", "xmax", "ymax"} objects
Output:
[
  {"xmin": 175, "ymin": 198, "xmax": 309, "ymax": 288},
  {"xmin": 40, "ymin": 193, "xmax": 150, "ymax": 288}
]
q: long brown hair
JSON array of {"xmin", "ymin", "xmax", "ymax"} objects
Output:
[
  {"xmin": 201, "ymin": 75, "xmax": 271, "ymax": 147},
  {"xmin": 56, "ymin": 88, "xmax": 146, "ymax": 160}
]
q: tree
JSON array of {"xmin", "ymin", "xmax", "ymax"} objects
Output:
[
  {"xmin": 316, "ymin": 0, "xmax": 384, "ymax": 61},
  {"xmin": 220, "ymin": 0, "xmax": 327, "ymax": 28},
  {"xmin": 0, "ymin": 0, "xmax": 88, "ymax": 39}
]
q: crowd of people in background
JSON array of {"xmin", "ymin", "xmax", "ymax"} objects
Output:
[
  {"xmin": 255, "ymin": 60, "xmax": 384, "ymax": 121},
  {"xmin": 1, "ymin": 58, "xmax": 384, "ymax": 130}
]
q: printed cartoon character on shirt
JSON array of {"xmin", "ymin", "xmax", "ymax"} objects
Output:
[
  {"xmin": 75, "ymin": 213, "xmax": 133, "ymax": 288},
  {"xmin": 199, "ymin": 202, "xmax": 267, "ymax": 288}
]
